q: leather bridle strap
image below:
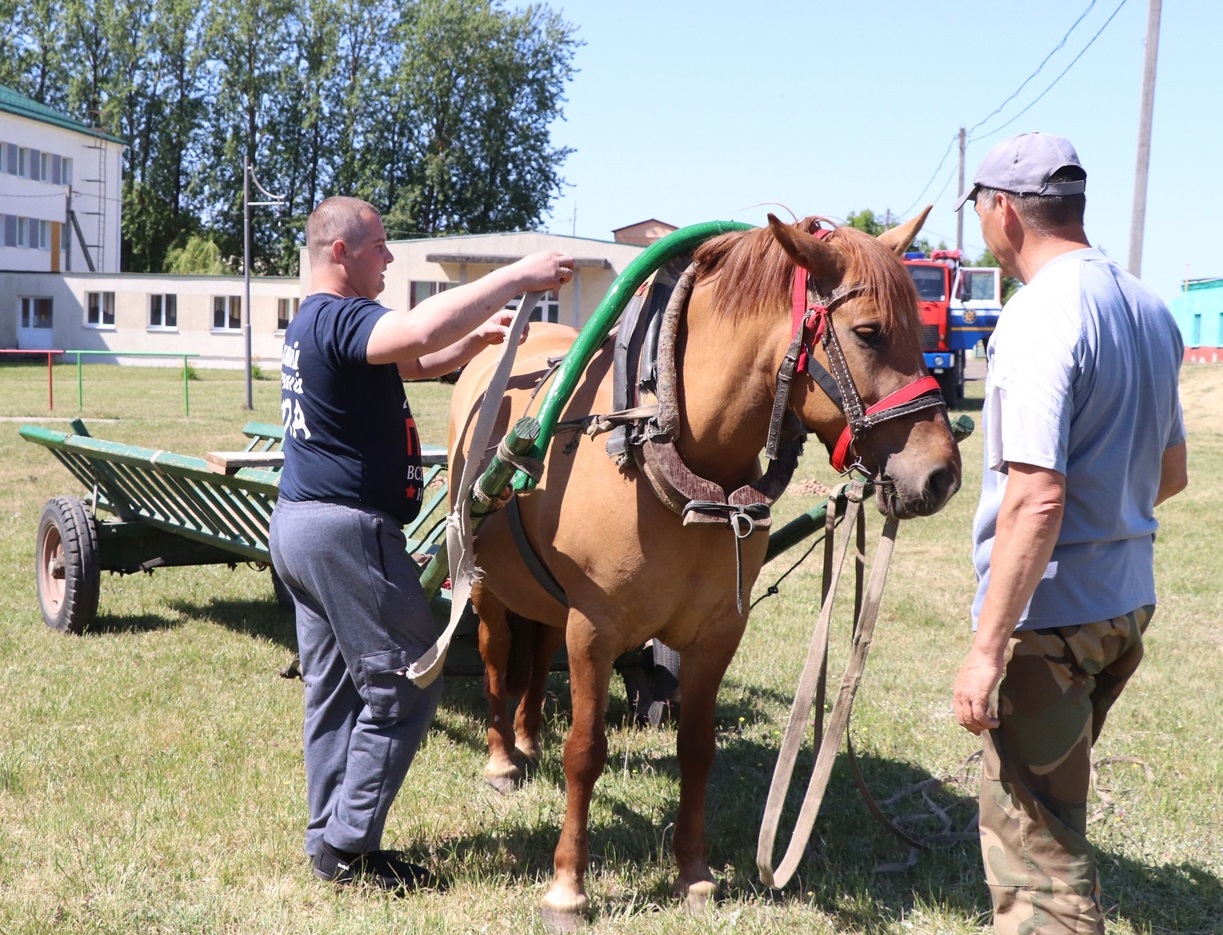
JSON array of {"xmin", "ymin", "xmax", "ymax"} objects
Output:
[
  {"xmin": 777, "ymin": 258, "xmax": 947, "ymax": 475},
  {"xmin": 829, "ymin": 374, "xmax": 944, "ymax": 473}
]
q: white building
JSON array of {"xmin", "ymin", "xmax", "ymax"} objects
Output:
[{"xmin": 0, "ymin": 85, "xmax": 123, "ymax": 276}]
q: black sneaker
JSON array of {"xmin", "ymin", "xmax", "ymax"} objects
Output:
[{"xmin": 313, "ymin": 842, "xmax": 436, "ymax": 893}]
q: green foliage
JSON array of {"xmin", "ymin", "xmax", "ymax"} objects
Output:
[
  {"xmin": 164, "ymin": 234, "xmax": 230, "ymax": 275},
  {"xmin": 5, "ymin": 0, "xmax": 578, "ymax": 277},
  {"xmin": 846, "ymin": 208, "xmax": 934, "ymax": 255}
]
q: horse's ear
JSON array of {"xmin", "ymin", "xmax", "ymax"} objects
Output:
[
  {"xmin": 767, "ymin": 214, "xmax": 846, "ymax": 285},
  {"xmin": 877, "ymin": 205, "xmax": 932, "ymax": 257}
]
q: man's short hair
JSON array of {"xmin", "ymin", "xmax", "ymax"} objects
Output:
[
  {"xmin": 977, "ymin": 166, "xmax": 1087, "ymax": 234},
  {"xmin": 306, "ymin": 196, "xmax": 379, "ymax": 266}
]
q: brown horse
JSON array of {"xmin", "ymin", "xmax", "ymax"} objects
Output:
[{"xmin": 447, "ymin": 210, "xmax": 961, "ymax": 925}]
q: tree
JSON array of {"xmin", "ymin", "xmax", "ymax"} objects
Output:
[
  {"xmin": 845, "ymin": 207, "xmax": 935, "ymax": 255},
  {"xmin": 382, "ymin": 0, "xmax": 578, "ymax": 236}
]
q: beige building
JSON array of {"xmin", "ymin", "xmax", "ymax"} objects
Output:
[
  {"xmin": 2, "ymin": 230, "xmax": 650, "ymax": 368},
  {"xmin": 301, "ymin": 230, "xmax": 648, "ymax": 333}
]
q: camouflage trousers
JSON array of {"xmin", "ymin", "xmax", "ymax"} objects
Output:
[{"xmin": 980, "ymin": 605, "xmax": 1153, "ymax": 935}]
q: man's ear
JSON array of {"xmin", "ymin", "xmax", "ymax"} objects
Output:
[{"xmin": 330, "ymin": 239, "xmax": 347, "ymax": 263}]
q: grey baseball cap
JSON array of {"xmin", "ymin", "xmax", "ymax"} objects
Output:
[{"xmin": 953, "ymin": 132, "xmax": 1086, "ymax": 211}]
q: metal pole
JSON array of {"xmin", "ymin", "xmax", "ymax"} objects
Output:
[
  {"xmin": 956, "ymin": 126, "xmax": 966, "ymax": 253},
  {"xmin": 1128, "ymin": 0, "xmax": 1161, "ymax": 277},
  {"xmin": 243, "ymin": 161, "xmax": 253, "ymax": 410}
]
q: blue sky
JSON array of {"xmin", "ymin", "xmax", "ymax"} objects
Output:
[{"xmin": 541, "ymin": 0, "xmax": 1219, "ymax": 304}]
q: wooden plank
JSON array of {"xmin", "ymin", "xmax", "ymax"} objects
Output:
[{"xmin": 206, "ymin": 450, "xmax": 285, "ymax": 474}]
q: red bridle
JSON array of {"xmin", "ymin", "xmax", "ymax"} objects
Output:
[{"xmin": 778, "ymin": 231, "xmax": 944, "ymax": 475}]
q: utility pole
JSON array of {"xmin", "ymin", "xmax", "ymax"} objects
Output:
[
  {"xmin": 1128, "ymin": 0, "xmax": 1161, "ymax": 277},
  {"xmin": 956, "ymin": 126, "xmax": 966, "ymax": 252},
  {"xmin": 243, "ymin": 160, "xmax": 285, "ymax": 410}
]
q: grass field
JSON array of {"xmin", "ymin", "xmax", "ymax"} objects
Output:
[{"xmin": 0, "ymin": 360, "xmax": 1219, "ymax": 934}]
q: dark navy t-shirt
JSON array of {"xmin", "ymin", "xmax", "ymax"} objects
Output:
[{"xmin": 277, "ymin": 294, "xmax": 424, "ymax": 524}]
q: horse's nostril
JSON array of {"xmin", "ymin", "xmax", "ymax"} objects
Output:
[{"xmin": 927, "ymin": 466, "xmax": 960, "ymax": 507}]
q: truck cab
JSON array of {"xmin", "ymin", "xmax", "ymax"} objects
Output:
[{"xmin": 903, "ymin": 250, "xmax": 1002, "ymax": 406}]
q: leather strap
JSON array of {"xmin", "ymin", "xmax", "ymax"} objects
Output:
[{"xmin": 757, "ymin": 483, "xmax": 908, "ymax": 888}]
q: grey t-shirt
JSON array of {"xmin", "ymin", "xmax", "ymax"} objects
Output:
[{"xmin": 971, "ymin": 248, "xmax": 1185, "ymax": 630}]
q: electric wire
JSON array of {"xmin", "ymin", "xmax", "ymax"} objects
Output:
[
  {"xmin": 965, "ymin": 0, "xmax": 1100, "ymax": 138},
  {"xmin": 971, "ymin": 0, "xmax": 1129, "ymax": 141},
  {"xmin": 900, "ymin": 0, "xmax": 1128, "ymax": 219}
]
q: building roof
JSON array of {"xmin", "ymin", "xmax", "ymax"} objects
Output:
[{"xmin": 0, "ymin": 85, "xmax": 125, "ymax": 145}]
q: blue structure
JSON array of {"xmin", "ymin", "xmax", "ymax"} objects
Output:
[{"xmin": 1168, "ymin": 278, "xmax": 1223, "ymax": 363}]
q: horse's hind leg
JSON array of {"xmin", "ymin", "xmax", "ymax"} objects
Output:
[
  {"xmin": 474, "ymin": 583, "xmax": 528, "ymax": 793},
  {"xmin": 513, "ymin": 621, "xmax": 566, "ymax": 762}
]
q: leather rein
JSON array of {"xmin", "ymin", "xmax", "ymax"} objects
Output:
[{"xmin": 766, "ymin": 226, "xmax": 947, "ymax": 477}]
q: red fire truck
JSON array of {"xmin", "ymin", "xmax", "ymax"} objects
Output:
[{"xmin": 903, "ymin": 249, "xmax": 1002, "ymax": 406}]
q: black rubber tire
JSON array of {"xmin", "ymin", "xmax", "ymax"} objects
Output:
[
  {"xmin": 936, "ymin": 366, "xmax": 961, "ymax": 408},
  {"xmin": 36, "ymin": 496, "xmax": 101, "ymax": 635},
  {"xmin": 647, "ymin": 641, "xmax": 681, "ymax": 727}
]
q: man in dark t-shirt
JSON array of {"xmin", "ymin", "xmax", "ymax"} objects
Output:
[{"xmin": 270, "ymin": 196, "xmax": 571, "ymax": 892}]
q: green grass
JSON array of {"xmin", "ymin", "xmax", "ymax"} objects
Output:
[{"xmin": 1, "ymin": 361, "xmax": 1220, "ymax": 934}]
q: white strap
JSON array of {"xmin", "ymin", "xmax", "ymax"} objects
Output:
[{"xmin": 402, "ymin": 292, "xmax": 543, "ymax": 687}]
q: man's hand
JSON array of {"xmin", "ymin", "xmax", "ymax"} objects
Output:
[
  {"xmin": 953, "ymin": 645, "xmax": 1005, "ymax": 735},
  {"xmin": 474, "ymin": 310, "xmax": 528, "ymax": 346}
]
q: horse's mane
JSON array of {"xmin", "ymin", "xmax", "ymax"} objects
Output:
[{"xmin": 691, "ymin": 216, "xmax": 920, "ymax": 343}]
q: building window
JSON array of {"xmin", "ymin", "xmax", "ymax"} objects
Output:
[
  {"xmin": 17, "ymin": 146, "xmax": 29, "ymax": 178},
  {"xmin": 85, "ymin": 291, "xmax": 115, "ymax": 327},
  {"xmin": 38, "ymin": 220, "xmax": 50, "ymax": 250},
  {"xmin": 1191, "ymin": 313, "xmax": 1202, "ymax": 348},
  {"xmin": 39, "ymin": 152, "xmax": 51, "ymax": 182},
  {"xmin": 20, "ymin": 296, "xmax": 53, "ymax": 329},
  {"xmin": 149, "ymin": 294, "xmax": 177, "ymax": 330},
  {"xmin": 409, "ymin": 281, "xmax": 454, "ymax": 308},
  {"xmin": 61, "ymin": 157, "xmax": 72, "ymax": 186},
  {"xmin": 212, "ymin": 295, "xmax": 241, "ymax": 331},
  {"xmin": 505, "ymin": 290, "xmax": 559, "ymax": 324},
  {"xmin": 276, "ymin": 297, "xmax": 300, "ymax": 331}
]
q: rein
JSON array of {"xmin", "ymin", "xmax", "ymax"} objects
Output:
[
  {"xmin": 756, "ymin": 481, "xmax": 920, "ymax": 889},
  {"xmin": 766, "ymin": 227, "xmax": 947, "ymax": 475}
]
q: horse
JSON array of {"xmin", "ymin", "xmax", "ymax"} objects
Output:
[{"xmin": 447, "ymin": 209, "xmax": 961, "ymax": 926}]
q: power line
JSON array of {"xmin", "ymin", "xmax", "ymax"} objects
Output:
[
  {"xmin": 898, "ymin": 133, "xmax": 958, "ymax": 217},
  {"xmin": 901, "ymin": 0, "xmax": 1128, "ymax": 216},
  {"xmin": 972, "ymin": 0, "xmax": 1130, "ymax": 141},
  {"xmin": 966, "ymin": 0, "xmax": 1100, "ymax": 137}
]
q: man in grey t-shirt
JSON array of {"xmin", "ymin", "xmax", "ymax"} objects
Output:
[{"xmin": 952, "ymin": 133, "xmax": 1187, "ymax": 934}]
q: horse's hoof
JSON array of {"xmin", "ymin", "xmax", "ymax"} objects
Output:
[
  {"xmin": 678, "ymin": 878, "xmax": 718, "ymax": 913},
  {"xmin": 484, "ymin": 771, "xmax": 523, "ymax": 795},
  {"xmin": 540, "ymin": 889, "xmax": 589, "ymax": 932}
]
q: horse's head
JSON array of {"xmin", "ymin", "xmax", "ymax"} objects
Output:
[{"xmin": 761, "ymin": 210, "xmax": 961, "ymax": 519}]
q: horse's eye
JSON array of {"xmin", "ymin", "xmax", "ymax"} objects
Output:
[{"xmin": 852, "ymin": 324, "xmax": 885, "ymax": 348}]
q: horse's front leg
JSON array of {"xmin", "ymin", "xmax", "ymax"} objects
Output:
[
  {"xmin": 474, "ymin": 583, "xmax": 527, "ymax": 793},
  {"xmin": 541, "ymin": 611, "xmax": 613, "ymax": 928},
  {"xmin": 672, "ymin": 626, "xmax": 741, "ymax": 910}
]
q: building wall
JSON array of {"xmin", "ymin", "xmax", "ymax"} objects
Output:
[
  {"xmin": 2, "ymin": 232, "xmax": 649, "ymax": 367},
  {"xmin": 300, "ymin": 230, "xmax": 645, "ymax": 330},
  {"xmin": 0, "ymin": 270, "xmax": 301, "ymax": 367},
  {"xmin": 0, "ymin": 110, "xmax": 124, "ymax": 275},
  {"xmin": 1168, "ymin": 278, "xmax": 1223, "ymax": 364}
]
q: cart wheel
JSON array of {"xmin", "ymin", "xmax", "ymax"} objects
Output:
[
  {"xmin": 647, "ymin": 641, "xmax": 681, "ymax": 727},
  {"xmin": 36, "ymin": 496, "xmax": 101, "ymax": 634}
]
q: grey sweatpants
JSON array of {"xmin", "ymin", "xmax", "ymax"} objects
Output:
[{"xmin": 269, "ymin": 498, "xmax": 443, "ymax": 858}]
